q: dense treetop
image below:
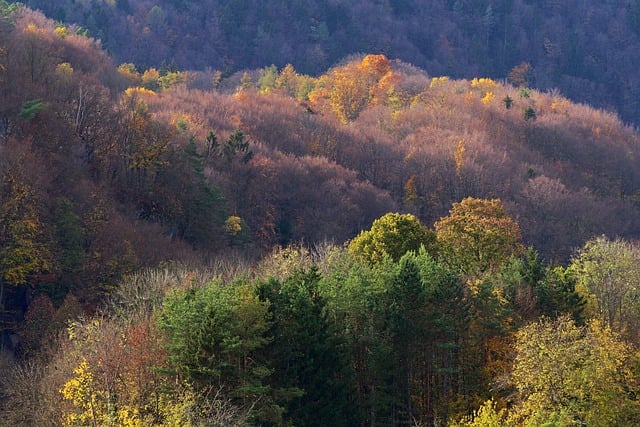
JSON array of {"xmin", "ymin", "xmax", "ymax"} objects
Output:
[{"xmin": 20, "ymin": 0, "xmax": 640, "ymax": 126}]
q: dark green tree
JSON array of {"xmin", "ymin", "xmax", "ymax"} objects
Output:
[
  {"xmin": 386, "ymin": 253, "xmax": 427, "ymax": 425},
  {"xmin": 51, "ymin": 197, "xmax": 86, "ymax": 301},
  {"xmin": 257, "ymin": 266, "xmax": 351, "ymax": 426},
  {"xmin": 159, "ymin": 279, "xmax": 276, "ymax": 422}
]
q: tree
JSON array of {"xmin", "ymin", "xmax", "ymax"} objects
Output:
[
  {"xmin": 52, "ymin": 197, "xmax": 86, "ymax": 299},
  {"xmin": 321, "ymin": 54, "xmax": 393, "ymax": 123},
  {"xmin": 159, "ymin": 279, "xmax": 275, "ymax": 422},
  {"xmin": 497, "ymin": 248, "xmax": 584, "ymax": 323},
  {"xmin": 275, "ymin": 64, "xmax": 299, "ymax": 98},
  {"xmin": 411, "ymin": 248, "xmax": 469, "ymax": 424},
  {"xmin": 569, "ymin": 236, "xmax": 640, "ymax": 335},
  {"xmin": 435, "ymin": 198, "xmax": 524, "ymax": 278},
  {"xmin": 256, "ymin": 267, "xmax": 351, "ymax": 426},
  {"xmin": 348, "ymin": 212, "xmax": 436, "ymax": 265},
  {"xmin": 258, "ymin": 64, "xmax": 278, "ymax": 94},
  {"xmin": 0, "ymin": 174, "xmax": 53, "ymax": 336},
  {"xmin": 508, "ymin": 316, "xmax": 640, "ymax": 426},
  {"xmin": 319, "ymin": 247, "xmax": 396, "ymax": 425},
  {"xmin": 386, "ymin": 254, "xmax": 427, "ymax": 424},
  {"xmin": 451, "ymin": 399, "xmax": 505, "ymax": 427}
]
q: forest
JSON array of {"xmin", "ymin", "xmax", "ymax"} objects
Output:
[
  {"xmin": 1, "ymin": 1, "xmax": 640, "ymax": 426},
  {"xmin": 18, "ymin": 0, "xmax": 640, "ymax": 127}
]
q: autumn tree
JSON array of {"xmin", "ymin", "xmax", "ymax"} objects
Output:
[
  {"xmin": 311, "ymin": 54, "xmax": 393, "ymax": 123},
  {"xmin": 435, "ymin": 198, "xmax": 524, "ymax": 279},
  {"xmin": 508, "ymin": 316, "xmax": 640, "ymax": 426},
  {"xmin": 569, "ymin": 236, "xmax": 640, "ymax": 336},
  {"xmin": 0, "ymin": 173, "xmax": 53, "ymax": 329}
]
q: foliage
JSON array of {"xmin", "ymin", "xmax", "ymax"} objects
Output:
[
  {"xmin": 159, "ymin": 279, "xmax": 275, "ymax": 422},
  {"xmin": 2, "ymin": 6, "xmax": 640, "ymax": 427},
  {"xmin": 435, "ymin": 198, "xmax": 524, "ymax": 278},
  {"xmin": 450, "ymin": 399, "xmax": 505, "ymax": 427},
  {"xmin": 348, "ymin": 212, "xmax": 436, "ymax": 265},
  {"xmin": 257, "ymin": 267, "xmax": 351, "ymax": 426},
  {"xmin": 18, "ymin": 98, "xmax": 44, "ymax": 120},
  {"xmin": 508, "ymin": 316, "xmax": 640, "ymax": 426},
  {"xmin": 0, "ymin": 176, "xmax": 52, "ymax": 287},
  {"xmin": 569, "ymin": 236, "xmax": 640, "ymax": 335}
]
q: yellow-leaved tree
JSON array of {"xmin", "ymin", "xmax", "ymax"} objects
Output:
[
  {"xmin": 507, "ymin": 316, "xmax": 640, "ymax": 426},
  {"xmin": 310, "ymin": 54, "xmax": 393, "ymax": 123},
  {"xmin": 435, "ymin": 197, "xmax": 523, "ymax": 279}
]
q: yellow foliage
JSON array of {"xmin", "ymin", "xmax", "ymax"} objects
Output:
[
  {"xmin": 225, "ymin": 215, "xmax": 243, "ymax": 235},
  {"xmin": 373, "ymin": 71, "xmax": 403, "ymax": 107},
  {"xmin": 454, "ymin": 139, "xmax": 465, "ymax": 173},
  {"xmin": 307, "ymin": 75, "xmax": 331, "ymax": 112},
  {"xmin": 429, "ymin": 76, "xmax": 449, "ymax": 88},
  {"xmin": 118, "ymin": 63, "xmax": 141, "ymax": 85},
  {"xmin": 481, "ymin": 91, "xmax": 495, "ymax": 105},
  {"xmin": 54, "ymin": 26, "xmax": 69, "ymax": 38},
  {"xmin": 329, "ymin": 64, "xmax": 370, "ymax": 123},
  {"xmin": 55, "ymin": 62, "xmax": 74, "ymax": 80},
  {"xmin": 275, "ymin": 63, "xmax": 299, "ymax": 97},
  {"xmin": 305, "ymin": 55, "xmax": 395, "ymax": 122},
  {"xmin": 124, "ymin": 87, "xmax": 157, "ymax": 98},
  {"xmin": 141, "ymin": 68, "xmax": 161, "ymax": 90},
  {"xmin": 24, "ymin": 23, "xmax": 45, "ymax": 35},
  {"xmin": 470, "ymin": 77, "xmax": 497, "ymax": 92},
  {"xmin": 435, "ymin": 197, "xmax": 524, "ymax": 278},
  {"xmin": 60, "ymin": 359, "xmax": 104, "ymax": 426}
]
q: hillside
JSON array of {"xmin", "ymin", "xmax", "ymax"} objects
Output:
[
  {"xmin": 3, "ymin": 4, "xmax": 640, "ymax": 426},
  {"xmin": 0, "ymin": 3, "xmax": 639, "ymax": 307},
  {"xmin": 20, "ymin": 0, "xmax": 640, "ymax": 127}
]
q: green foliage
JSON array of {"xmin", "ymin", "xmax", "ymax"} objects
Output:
[
  {"xmin": 51, "ymin": 197, "xmax": 86, "ymax": 301},
  {"xmin": 257, "ymin": 267, "xmax": 351, "ymax": 426},
  {"xmin": 223, "ymin": 129, "xmax": 253, "ymax": 163},
  {"xmin": 319, "ymin": 249, "xmax": 395, "ymax": 424},
  {"xmin": 159, "ymin": 279, "xmax": 274, "ymax": 422},
  {"xmin": 386, "ymin": 253, "xmax": 428, "ymax": 423},
  {"xmin": 348, "ymin": 212, "xmax": 436, "ymax": 265},
  {"xmin": 258, "ymin": 64, "xmax": 278, "ymax": 94},
  {"xmin": 523, "ymin": 106, "xmax": 536, "ymax": 121},
  {"xmin": 18, "ymin": 99, "xmax": 44, "ymax": 120},
  {"xmin": 498, "ymin": 248, "xmax": 584, "ymax": 323},
  {"xmin": 518, "ymin": 88, "xmax": 531, "ymax": 98},
  {"xmin": 144, "ymin": 138, "xmax": 227, "ymax": 249}
]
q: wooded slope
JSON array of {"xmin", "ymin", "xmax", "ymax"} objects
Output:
[
  {"xmin": 20, "ymin": 0, "xmax": 640, "ymax": 126},
  {"xmin": 0, "ymin": 3, "xmax": 638, "ymax": 320}
]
